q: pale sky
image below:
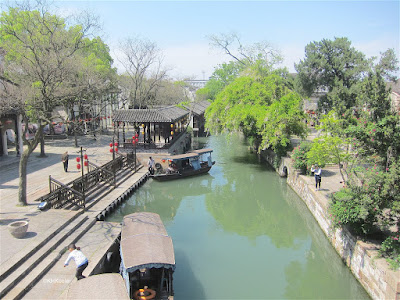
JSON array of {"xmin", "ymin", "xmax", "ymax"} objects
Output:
[{"xmin": 48, "ymin": 1, "xmax": 400, "ymax": 79}]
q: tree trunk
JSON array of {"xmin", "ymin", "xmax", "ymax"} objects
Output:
[
  {"xmin": 18, "ymin": 149, "xmax": 29, "ymax": 206},
  {"xmin": 39, "ymin": 134, "xmax": 46, "ymax": 157}
]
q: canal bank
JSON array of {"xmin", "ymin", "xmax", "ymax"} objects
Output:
[{"xmin": 261, "ymin": 150, "xmax": 399, "ymax": 300}]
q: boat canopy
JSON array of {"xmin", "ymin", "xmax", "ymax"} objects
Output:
[
  {"xmin": 120, "ymin": 212, "xmax": 175, "ymax": 273},
  {"xmin": 193, "ymin": 148, "xmax": 213, "ymax": 155},
  {"xmin": 163, "ymin": 152, "xmax": 199, "ymax": 161},
  {"xmin": 66, "ymin": 273, "xmax": 129, "ymax": 299}
]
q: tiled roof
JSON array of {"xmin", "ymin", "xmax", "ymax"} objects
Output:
[
  {"xmin": 183, "ymin": 101, "xmax": 211, "ymax": 116},
  {"xmin": 113, "ymin": 106, "xmax": 188, "ymax": 123}
]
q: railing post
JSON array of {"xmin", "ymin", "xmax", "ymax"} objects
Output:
[{"xmin": 49, "ymin": 175, "xmax": 51, "ymax": 192}]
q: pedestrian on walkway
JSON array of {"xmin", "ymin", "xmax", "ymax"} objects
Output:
[
  {"xmin": 311, "ymin": 164, "xmax": 322, "ymax": 191},
  {"xmin": 148, "ymin": 156, "xmax": 155, "ymax": 175},
  {"xmin": 61, "ymin": 151, "xmax": 69, "ymax": 172},
  {"xmin": 64, "ymin": 243, "xmax": 88, "ymax": 280}
]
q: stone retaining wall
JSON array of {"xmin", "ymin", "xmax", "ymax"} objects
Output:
[{"xmin": 261, "ymin": 151, "xmax": 399, "ymax": 300}]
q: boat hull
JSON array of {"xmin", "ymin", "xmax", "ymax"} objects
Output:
[{"xmin": 150, "ymin": 166, "xmax": 212, "ymax": 181}]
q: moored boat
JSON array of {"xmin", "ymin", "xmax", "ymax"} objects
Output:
[
  {"xmin": 120, "ymin": 212, "xmax": 175, "ymax": 300},
  {"xmin": 151, "ymin": 148, "xmax": 214, "ymax": 181}
]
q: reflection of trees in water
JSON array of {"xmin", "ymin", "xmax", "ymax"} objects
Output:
[
  {"xmin": 282, "ymin": 185, "xmax": 370, "ymax": 299},
  {"xmin": 283, "ymin": 242, "xmax": 369, "ymax": 299},
  {"xmin": 115, "ymin": 175, "xmax": 214, "ymax": 222},
  {"xmin": 205, "ymin": 134, "xmax": 308, "ymax": 248}
]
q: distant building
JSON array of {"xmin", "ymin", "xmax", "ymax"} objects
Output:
[
  {"xmin": 387, "ymin": 79, "xmax": 400, "ymax": 114},
  {"xmin": 184, "ymin": 80, "xmax": 208, "ymax": 90}
]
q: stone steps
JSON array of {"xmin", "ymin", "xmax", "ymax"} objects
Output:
[
  {"xmin": 0, "ymin": 166, "xmax": 145, "ymax": 300},
  {"xmin": 0, "ymin": 215, "xmax": 95, "ymax": 299}
]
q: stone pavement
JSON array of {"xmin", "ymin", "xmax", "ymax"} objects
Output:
[{"xmin": 0, "ymin": 134, "xmax": 148, "ymax": 299}]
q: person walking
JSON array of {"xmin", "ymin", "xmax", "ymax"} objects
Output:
[
  {"xmin": 64, "ymin": 243, "xmax": 88, "ymax": 280},
  {"xmin": 147, "ymin": 156, "xmax": 155, "ymax": 175},
  {"xmin": 311, "ymin": 164, "xmax": 322, "ymax": 191},
  {"xmin": 61, "ymin": 151, "xmax": 69, "ymax": 172}
]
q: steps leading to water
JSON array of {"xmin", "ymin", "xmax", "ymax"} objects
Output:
[{"xmin": 0, "ymin": 166, "xmax": 146, "ymax": 300}]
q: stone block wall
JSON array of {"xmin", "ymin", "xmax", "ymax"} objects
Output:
[{"xmin": 262, "ymin": 151, "xmax": 400, "ymax": 300}]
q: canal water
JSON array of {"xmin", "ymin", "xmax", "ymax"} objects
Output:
[{"xmin": 107, "ymin": 134, "xmax": 370, "ymax": 299}]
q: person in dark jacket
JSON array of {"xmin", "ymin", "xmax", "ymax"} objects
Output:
[{"xmin": 61, "ymin": 151, "xmax": 69, "ymax": 172}]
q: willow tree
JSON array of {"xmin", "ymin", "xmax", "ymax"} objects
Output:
[
  {"xmin": 205, "ymin": 74, "xmax": 307, "ymax": 155},
  {"xmin": 0, "ymin": 3, "xmax": 105, "ymax": 205}
]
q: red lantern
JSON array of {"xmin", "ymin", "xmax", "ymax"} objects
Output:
[
  {"xmin": 109, "ymin": 143, "xmax": 113, "ymax": 147},
  {"xmin": 135, "ymin": 138, "xmax": 139, "ymax": 143},
  {"xmin": 52, "ymin": 122, "xmax": 56, "ymax": 125},
  {"xmin": 132, "ymin": 139, "xmax": 136, "ymax": 145},
  {"xmin": 84, "ymin": 154, "xmax": 88, "ymax": 160},
  {"xmin": 114, "ymin": 142, "xmax": 118, "ymax": 147},
  {"xmin": 77, "ymin": 164, "xmax": 81, "ymax": 170},
  {"xmin": 76, "ymin": 157, "xmax": 81, "ymax": 162},
  {"xmin": 84, "ymin": 161, "xmax": 88, "ymax": 167},
  {"xmin": 108, "ymin": 116, "xmax": 110, "ymax": 118},
  {"xmin": 162, "ymin": 159, "xmax": 166, "ymax": 163},
  {"xmin": 110, "ymin": 148, "xmax": 114, "ymax": 153},
  {"xmin": 135, "ymin": 133, "xmax": 139, "ymax": 138},
  {"xmin": 115, "ymin": 147, "xmax": 118, "ymax": 153}
]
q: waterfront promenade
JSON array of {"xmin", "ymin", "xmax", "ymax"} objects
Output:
[{"xmin": 0, "ymin": 134, "xmax": 148, "ymax": 299}]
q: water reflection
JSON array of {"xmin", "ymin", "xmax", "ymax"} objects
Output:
[{"xmin": 108, "ymin": 134, "xmax": 369, "ymax": 299}]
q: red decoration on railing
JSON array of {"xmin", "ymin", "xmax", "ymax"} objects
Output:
[
  {"xmin": 109, "ymin": 143, "xmax": 113, "ymax": 147},
  {"xmin": 114, "ymin": 142, "xmax": 118, "ymax": 147},
  {"xmin": 115, "ymin": 147, "xmax": 118, "ymax": 153},
  {"xmin": 84, "ymin": 161, "xmax": 88, "ymax": 167},
  {"xmin": 77, "ymin": 164, "xmax": 81, "ymax": 170},
  {"xmin": 84, "ymin": 154, "xmax": 88, "ymax": 160},
  {"xmin": 110, "ymin": 148, "xmax": 114, "ymax": 153},
  {"xmin": 76, "ymin": 157, "xmax": 81, "ymax": 162}
]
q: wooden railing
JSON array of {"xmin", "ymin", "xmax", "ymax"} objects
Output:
[
  {"xmin": 36, "ymin": 154, "xmax": 140, "ymax": 210},
  {"xmin": 46, "ymin": 176, "xmax": 85, "ymax": 209}
]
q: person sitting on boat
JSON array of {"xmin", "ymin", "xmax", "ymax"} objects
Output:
[{"xmin": 167, "ymin": 162, "xmax": 178, "ymax": 174}]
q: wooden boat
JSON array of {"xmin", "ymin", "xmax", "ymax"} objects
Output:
[
  {"xmin": 151, "ymin": 148, "xmax": 214, "ymax": 181},
  {"xmin": 120, "ymin": 212, "xmax": 175, "ymax": 300},
  {"xmin": 65, "ymin": 273, "xmax": 130, "ymax": 299}
]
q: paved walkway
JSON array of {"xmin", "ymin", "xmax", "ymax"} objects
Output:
[{"xmin": 0, "ymin": 134, "xmax": 149, "ymax": 299}]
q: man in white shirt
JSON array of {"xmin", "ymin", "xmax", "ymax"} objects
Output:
[{"xmin": 64, "ymin": 243, "xmax": 88, "ymax": 280}]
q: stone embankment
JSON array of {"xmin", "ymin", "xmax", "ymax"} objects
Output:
[{"xmin": 261, "ymin": 150, "xmax": 399, "ymax": 300}]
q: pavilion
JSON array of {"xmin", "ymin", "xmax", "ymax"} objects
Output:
[{"xmin": 112, "ymin": 106, "xmax": 190, "ymax": 152}]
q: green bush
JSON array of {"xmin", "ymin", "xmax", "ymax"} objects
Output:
[
  {"xmin": 329, "ymin": 188, "xmax": 378, "ymax": 235},
  {"xmin": 379, "ymin": 235, "xmax": 400, "ymax": 270},
  {"xmin": 291, "ymin": 141, "xmax": 312, "ymax": 174}
]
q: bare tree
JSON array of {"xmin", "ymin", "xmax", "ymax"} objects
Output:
[
  {"xmin": 209, "ymin": 32, "xmax": 283, "ymax": 70},
  {"xmin": 117, "ymin": 36, "xmax": 169, "ymax": 108},
  {"xmin": 0, "ymin": 1, "xmax": 103, "ymax": 205}
]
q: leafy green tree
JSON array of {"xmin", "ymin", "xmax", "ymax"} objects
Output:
[
  {"xmin": 0, "ymin": 3, "xmax": 106, "ymax": 205},
  {"xmin": 205, "ymin": 74, "xmax": 307, "ymax": 155},
  {"xmin": 295, "ymin": 37, "xmax": 369, "ymax": 114},
  {"xmin": 196, "ymin": 61, "xmax": 243, "ymax": 101}
]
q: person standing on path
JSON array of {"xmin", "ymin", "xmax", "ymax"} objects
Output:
[
  {"xmin": 311, "ymin": 164, "xmax": 322, "ymax": 191},
  {"xmin": 64, "ymin": 243, "xmax": 88, "ymax": 280},
  {"xmin": 61, "ymin": 151, "xmax": 69, "ymax": 172}
]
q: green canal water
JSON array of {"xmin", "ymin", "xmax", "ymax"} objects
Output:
[{"xmin": 107, "ymin": 134, "xmax": 370, "ymax": 299}]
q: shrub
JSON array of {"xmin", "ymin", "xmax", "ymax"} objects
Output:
[
  {"xmin": 379, "ymin": 234, "xmax": 400, "ymax": 270},
  {"xmin": 291, "ymin": 141, "xmax": 312, "ymax": 174}
]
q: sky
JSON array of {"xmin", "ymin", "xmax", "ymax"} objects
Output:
[{"xmin": 25, "ymin": 1, "xmax": 400, "ymax": 79}]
